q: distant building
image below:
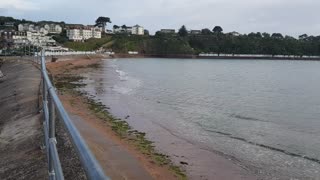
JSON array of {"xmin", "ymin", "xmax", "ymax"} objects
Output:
[
  {"xmin": 229, "ymin": 31, "xmax": 241, "ymax": 36},
  {"xmin": 113, "ymin": 26, "xmax": 121, "ymax": 33},
  {"xmin": 18, "ymin": 24, "xmax": 25, "ymax": 31},
  {"xmin": 132, "ymin": 25, "xmax": 144, "ymax": 35},
  {"xmin": 12, "ymin": 31, "xmax": 29, "ymax": 48},
  {"xmin": 4, "ymin": 22, "xmax": 15, "ymax": 27},
  {"xmin": 26, "ymin": 31, "xmax": 56, "ymax": 46},
  {"xmin": 18, "ymin": 23, "xmax": 62, "ymax": 34},
  {"xmin": 67, "ymin": 28, "xmax": 82, "ymax": 41},
  {"xmin": 105, "ymin": 29, "xmax": 114, "ymax": 34},
  {"xmin": 12, "ymin": 31, "xmax": 27, "ymax": 40},
  {"xmin": 18, "ymin": 24, "xmax": 37, "ymax": 32},
  {"xmin": 160, "ymin": 29, "xmax": 175, "ymax": 34},
  {"xmin": 92, "ymin": 28, "xmax": 102, "ymax": 38},
  {"xmin": 190, "ymin": 30, "xmax": 201, "ymax": 34},
  {"xmin": 66, "ymin": 26, "xmax": 102, "ymax": 41},
  {"xmin": 0, "ymin": 30, "xmax": 26, "ymax": 48},
  {"xmin": 113, "ymin": 25, "xmax": 132, "ymax": 34},
  {"xmin": 113, "ymin": 25, "xmax": 144, "ymax": 35},
  {"xmin": 44, "ymin": 24, "xmax": 62, "ymax": 34},
  {"xmin": 0, "ymin": 30, "xmax": 14, "ymax": 40},
  {"xmin": 82, "ymin": 27, "xmax": 93, "ymax": 40},
  {"xmin": 1, "ymin": 30, "xmax": 17, "ymax": 48},
  {"xmin": 128, "ymin": 51, "xmax": 139, "ymax": 55}
]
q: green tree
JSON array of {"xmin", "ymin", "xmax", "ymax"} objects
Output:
[
  {"xmin": 178, "ymin": 25, "xmax": 188, "ymax": 37},
  {"xmin": 262, "ymin": 32, "xmax": 270, "ymax": 38},
  {"xmin": 144, "ymin": 29, "xmax": 150, "ymax": 36},
  {"xmin": 201, "ymin": 28, "xmax": 211, "ymax": 35},
  {"xmin": 299, "ymin": 34, "xmax": 308, "ymax": 40},
  {"xmin": 213, "ymin": 26, "xmax": 223, "ymax": 33},
  {"xmin": 271, "ymin": 33, "xmax": 284, "ymax": 39},
  {"xmin": 95, "ymin": 16, "xmax": 111, "ymax": 32}
]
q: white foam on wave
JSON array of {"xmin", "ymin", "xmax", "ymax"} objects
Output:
[
  {"xmin": 113, "ymin": 68, "xmax": 142, "ymax": 95},
  {"xmin": 116, "ymin": 69, "xmax": 128, "ymax": 81}
]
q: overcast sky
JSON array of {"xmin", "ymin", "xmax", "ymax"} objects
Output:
[{"xmin": 0, "ymin": 0, "xmax": 319, "ymax": 36}]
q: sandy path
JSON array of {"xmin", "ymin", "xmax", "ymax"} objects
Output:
[{"xmin": 70, "ymin": 113, "xmax": 153, "ymax": 179}]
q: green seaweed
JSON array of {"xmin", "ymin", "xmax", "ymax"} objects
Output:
[
  {"xmin": 83, "ymin": 96, "xmax": 187, "ymax": 179},
  {"xmin": 54, "ymin": 75, "xmax": 86, "ymax": 91},
  {"xmin": 71, "ymin": 63, "xmax": 100, "ymax": 70},
  {"xmin": 53, "ymin": 74, "xmax": 187, "ymax": 180}
]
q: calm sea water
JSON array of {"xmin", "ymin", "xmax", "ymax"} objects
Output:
[{"xmin": 81, "ymin": 58, "xmax": 320, "ymax": 179}]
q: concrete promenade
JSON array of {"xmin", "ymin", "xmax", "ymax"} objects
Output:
[{"xmin": 0, "ymin": 59, "xmax": 47, "ymax": 179}]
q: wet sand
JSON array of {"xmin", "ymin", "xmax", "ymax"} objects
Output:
[
  {"xmin": 47, "ymin": 56, "xmax": 257, "ymax": 180},
  {"xmin": 47, "ymin": 57, "xmax": 178, "ymax": 180}
]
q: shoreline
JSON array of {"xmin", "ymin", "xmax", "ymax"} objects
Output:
[
  {"xmin": 47, "ymin": 56, "xmax": 259, "ymax": 180},
  {"xmin": 47, "ymin": 57, "xmax": 185, "ymax": 179},
  {"xmin": 111, "ymin": 53, "xmax": 320, "ymax": 61}
]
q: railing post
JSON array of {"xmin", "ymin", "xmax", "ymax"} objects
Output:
[
  {"xmin": 43, "ymin": 78, "xmax": 47, "ymax": 103},
  {"xmin": 48, "ymin": 93, "xmax": 56, "ymax": 180},
  {"xmin": 48, "ymin": 94, "xmax": 56, "ymax": 139}
]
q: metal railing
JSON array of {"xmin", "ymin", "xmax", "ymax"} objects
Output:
[{"xmin": 40, "ymin": 50, "xmax": 109, "ymax": 180}]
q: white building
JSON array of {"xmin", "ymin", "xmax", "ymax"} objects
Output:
[
  {"xmin": 12, "ymin": 31, "xmax": 27, "ymax": 40},
  {"xmin": 82, "ymin": 27, "xmax": 93, "ymax": 40},
  {"xmin": 18, "ymin": 24, "xmax": 25, "ymax": 31},
  {"xmin": 44, "ymin": 24, "xmax": 62, "ymax": 34},
  {"xmin": 39, "ymin": 27, "xmax": 49, "ymax": 35},
  {"xmin": 113, "ymin": 25, "xmax": 144, "ymax": 35},
  {"xmin": 11, "ymin": 31, "xmax": 29, "ymax": 48},
  {"xmin": 66, "ymin": 26, "xmax": 102, "ymax": 41},
  {"xmin": 132, "ymin": 25, "xmax": 144, "ymax": 35},
  {"xmin": 92, "ymin": 28, "xmax": 102, "ymax": 38},
  {"xmin": 160, "ymin": 29, "xmax": 176, "ymax": 34},
  {"xmin": 26, "ymin": 31, "xmax": 56, "ymax": 46},
  {"xmin": 18, "ymin": 24, "xmax": 37, "ymax": 32},
  {"xmin": 66, "ymin": 28, "xmax": 82, "ymax": 41},
  {"xmin": 18, "ymin": 24, "xmax": 33, "ymax": 32},
  {"xmin": 229, "ymin": 31, "xmax": 241, "ymax": 36},
  {"xmin": 190, "ymin": 30, "xmax": 201, "ymax": 34},
  {"xmin": 18, "ymin": 23, "xmax": 62, "ymax": 34},
  {"xmin": 126, "ymin": 27, "xmax": 133, "ymax": 34}
]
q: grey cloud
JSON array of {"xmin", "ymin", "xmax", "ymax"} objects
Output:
[{"xmin": 2, "ymin": 0, "xmax": 320, "ymax": 36}]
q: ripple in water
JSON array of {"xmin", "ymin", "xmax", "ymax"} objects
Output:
[{"xmin": 113, "ymin": 68, "xmax": 141, "ymax": 94}]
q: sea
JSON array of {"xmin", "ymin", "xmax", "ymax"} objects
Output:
[{"xmin": 80, "ymin": 58, "xmax": 320, "ymax": 179}]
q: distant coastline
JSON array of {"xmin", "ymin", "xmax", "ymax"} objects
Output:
[{"xmin": 111, "ymin": 53, "xmax": 320, "ymax": 61}]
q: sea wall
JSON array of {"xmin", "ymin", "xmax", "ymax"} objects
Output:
[
  {"xmin": 0, "ymin": 59, "xmax": 47, "ymax": 179},
  {"xmin": 0, "ymin": 59, "xmax": 87, "ymax": 179}
]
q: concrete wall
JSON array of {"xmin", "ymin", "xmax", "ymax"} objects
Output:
[{"xmin": 0, "ymin": 60, "xmax": 47, "ymax": 179}]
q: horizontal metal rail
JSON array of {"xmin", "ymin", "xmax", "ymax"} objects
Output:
[{"xmin": 40, "ymin": 50, "xmax": 108, "ymax": 180}]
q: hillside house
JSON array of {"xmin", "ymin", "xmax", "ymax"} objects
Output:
[
  {"xmin": 132, "ymin": 25, "xmax": 144, "ymax": 35},
  {"xmin": 66, "ymin": 26, "xmax": 102, "ymax": 41},
  {"xmin": 113, "ymin": 25, "xmax": 144, "ymax": 35},
  {"xmin": 160, "ymin": 29, "xmax": 176, "ymax": 34},
  {"xmin": 190, "ymin": 30, "xmax": 201, "ymax": 34}
]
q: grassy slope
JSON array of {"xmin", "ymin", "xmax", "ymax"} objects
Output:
[
  {"xmin": 63, "ymin": 35, "xmax": 195, "ymax": 55},
  {"xmin": 111, "ymin": 35, "xmax": 194, "ymax": 55},
  {"xmin": 64, "ymin": 36, "xmax": 113, "ymax": 51}
]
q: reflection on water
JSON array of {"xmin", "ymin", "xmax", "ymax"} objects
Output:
[{"xmin": 81, "ymin": 58, "xmax": 320, "ymax": 179}]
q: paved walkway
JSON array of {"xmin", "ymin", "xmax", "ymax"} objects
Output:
[
  {"xmin": 70, "ymin": 114, "xmax": 153, "ymax": 180},
  {"xmin": 0, "ymin": 60, "xmax": 47, "ymax": 179}
]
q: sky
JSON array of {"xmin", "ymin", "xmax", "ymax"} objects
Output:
[{"xmin": 0, "ymin": 0, "xmax": 319, "ymax": 36}]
